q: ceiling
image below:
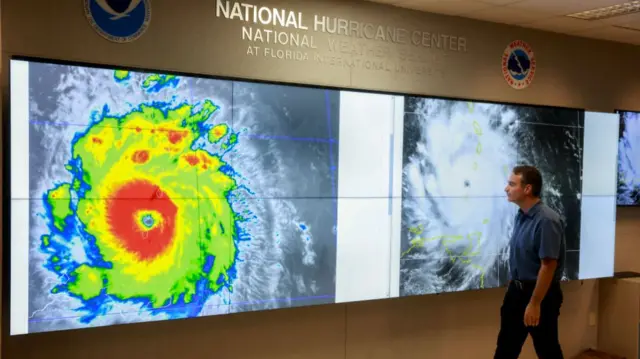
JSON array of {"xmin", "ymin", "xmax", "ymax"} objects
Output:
[{"xmin": 366, "ymin": 0, "xmax": 640, "ymax": 45}]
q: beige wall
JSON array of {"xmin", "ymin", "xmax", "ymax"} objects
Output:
[
  {"xmin": 6, "ymin": 281, "xmax": 599, "ymax": 359},
  {"xmin": 4, "ymin": 0, "xmax": 640, "ymax": 112},
  {"xmin": 1, "ymin": 0, "xmax": 638, "ymax": 358}
]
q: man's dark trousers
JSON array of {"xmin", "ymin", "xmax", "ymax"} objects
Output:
[{"xmin": 494, "ymin": 280, "xmax": 564, "ymax": 359}]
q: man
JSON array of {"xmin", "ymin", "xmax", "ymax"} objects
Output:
[{"xmin": 494, "ymin": 165, "xmax": 566, "ymax": 359}]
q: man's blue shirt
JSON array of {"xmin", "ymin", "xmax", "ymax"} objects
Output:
[{"xmin": 508, "ymin": 201, "xmax": 566, "ymax": 282}]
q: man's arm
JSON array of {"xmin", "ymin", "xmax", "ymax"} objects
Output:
[
  {"xmin": 531, "ymin": 258, "xmax": 557, "ymax": 304},
  {"xmin": 530, "ymin": 217, "xmax": 563, "ymax": 305}
]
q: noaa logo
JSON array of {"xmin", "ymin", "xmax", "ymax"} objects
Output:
[
  {"xmin": 84, "ymin": 0, "xmax": 151, "ymax": 43},
  {"xmin": 502, "ymin": 40, "xmax": 536, "ymax": 90}
]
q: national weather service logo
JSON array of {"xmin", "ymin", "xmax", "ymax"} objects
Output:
[
  {"xmin": 84, "ymin": 0, "xmax": 151, "ymax": 43},
  {"xmin": 502, "ymin": 40, "xmax": 536, "ymax": 90}
]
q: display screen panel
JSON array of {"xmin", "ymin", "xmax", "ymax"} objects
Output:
[
  {"xmin": 7, "ymin": 57, "xmax": 618, "ymax": 335},
  {"xmin": 398, "ymin": 97, "xmax": 619, "ymax": 296},
  {"xmin": 617, "ymin": 110, "xmax": 640, "ymax": 206}
]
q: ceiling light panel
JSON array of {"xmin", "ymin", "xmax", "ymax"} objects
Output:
[{"xmin": 567, "ymin": 1, "xmax": 640, "ymax": 20}]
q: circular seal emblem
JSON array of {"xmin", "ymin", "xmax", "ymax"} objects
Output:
[
  {"xmin": 84, "ymin": 0, "xmax": 151, "ymax": 43},
  {"xmin": 502, "ymin": 40, "xmax": 536, "ymax": 90}
]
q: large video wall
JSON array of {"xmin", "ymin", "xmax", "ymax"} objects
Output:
[
  {"xmin": 8, "ymin": 58, "xmax": 619, "ymax": 335},
  {"xmin": 617, "ymin": 110, "xmax": 640, "ymax": 206}
]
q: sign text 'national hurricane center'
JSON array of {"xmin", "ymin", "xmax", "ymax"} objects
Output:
[{"xmin": 215, "ymin": 0, "xmax": 468, "ymax": 52}]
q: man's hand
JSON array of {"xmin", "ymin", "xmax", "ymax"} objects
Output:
[{"xmin": 524, "ymin": 301, "xmax": 541, "ymax": 326}]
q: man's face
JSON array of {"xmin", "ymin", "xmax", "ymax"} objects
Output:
[{"xmin": 505, "ymin": 173, "xmax": 530, "ymax": 203}]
